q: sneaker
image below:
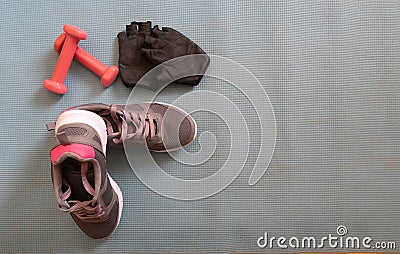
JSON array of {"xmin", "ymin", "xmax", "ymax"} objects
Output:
[
  {"xmin": 66, "ymin": 102, "xmax": 197, "ymax": 152},
  {"xmin": 50, "ymin": 109, "xmax": 123, "ymax": 239}
]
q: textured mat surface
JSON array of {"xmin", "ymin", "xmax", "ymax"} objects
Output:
[{"xmin": 0, "ymin": 1, "xmax": 399, "ymax": 253}]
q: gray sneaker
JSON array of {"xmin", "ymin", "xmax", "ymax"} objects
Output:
[
  {"xmin": 68, "ymin": 102, "xmax": 197, "ymax": 152},
  {"xmin": 50, "ymin": 109, "xmax": 123, "ymax": 239}
]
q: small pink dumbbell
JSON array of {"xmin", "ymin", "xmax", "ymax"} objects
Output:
[
  {"xmin": 54, "ymin": 33, "xmax": 119, "ymax": 87},
  {"xmin": 44, "ymin": 25, "xmax": 87, "ymax": 94}
]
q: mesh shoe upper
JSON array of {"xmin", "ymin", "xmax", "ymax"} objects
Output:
[{"xmin": 71, "ymin": 102, "xmax": 197, "ymax": 152}]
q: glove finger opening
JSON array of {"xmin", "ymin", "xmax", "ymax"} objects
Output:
[
  {"xmin": 151, "ymin": 25, "xmax": 164, "ymax": 37},
  {"xmin": 117, "ymin": 31, "xmax": 127, "ymax": 43},
  {"xmin": 138, "ymin": 21, "xmax": 152, "ymax": 35},
  {"xmin": 126, "ymin": 22, "xmax": 138, "ymax": 36}
]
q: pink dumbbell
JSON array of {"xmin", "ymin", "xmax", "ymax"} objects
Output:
[
  {"xmin": 44, "ymin": 25, "xmax": 87, "ymax": 94},
  {"xmin": 54, "ymin": 33, "xmax": 119, "ymax": 87}
]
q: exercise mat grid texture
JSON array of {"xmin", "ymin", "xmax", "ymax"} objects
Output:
[{"xmin": 0, "ymin": 1, "xmax": 399, "ymax": 253}]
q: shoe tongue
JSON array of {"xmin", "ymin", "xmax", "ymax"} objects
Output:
[{"xmin": 62, "ymin": 159, "xmax": 95, "ymax": 201}]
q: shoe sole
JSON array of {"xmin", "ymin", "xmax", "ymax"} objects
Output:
[{"xmin": 146, "ymin": 102, "xmax": 198, "ymax": 153}]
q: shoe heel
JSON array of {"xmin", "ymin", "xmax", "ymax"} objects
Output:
[{"xmin": 55, "ymin": 109, "xmax": 108, "ymax": 153}]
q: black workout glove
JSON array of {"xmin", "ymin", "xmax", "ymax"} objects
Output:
[{"xmin": 118, "ymin": 21, "xmax": 209, "ymax": 87}]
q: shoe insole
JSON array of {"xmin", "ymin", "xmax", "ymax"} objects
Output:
[{"xmin": 61, "ymin": 158, "xmax": 95, "ymax": 202}]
